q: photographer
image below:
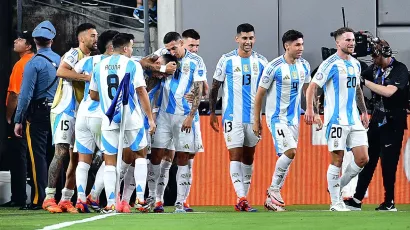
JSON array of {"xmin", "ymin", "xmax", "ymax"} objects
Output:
[{"xmin": 345, "ymin": 39, "xmax": 409, "ymax": 211}]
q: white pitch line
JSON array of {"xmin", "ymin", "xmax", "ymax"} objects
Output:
[{"xmin": 39, "ymin": 213, "xmax": 121, "ymax": 230}]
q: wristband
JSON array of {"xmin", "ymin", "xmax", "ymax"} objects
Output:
[{"xmin": 160, "ymin": 65, "xmax": 166, "ymax": 73}]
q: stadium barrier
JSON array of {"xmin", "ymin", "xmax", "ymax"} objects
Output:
[{"xmin": 188, "ymin": 116, "xmax": 410, "ymax": 205}]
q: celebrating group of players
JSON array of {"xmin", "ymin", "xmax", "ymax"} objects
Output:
[{"xmin": 41, "ymin": 21, "xmax": 369, "ymax": 214}]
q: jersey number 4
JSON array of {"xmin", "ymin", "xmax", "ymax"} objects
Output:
[{"xmin": 107, "ymin": 74, "xmax": 119, "ymax": 100}]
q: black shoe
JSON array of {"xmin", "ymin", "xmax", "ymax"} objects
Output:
[
  {"xmin": 19, "ymin": 203, "xmax": 42, "ymax": 210},
  {"xmin": 344, "ymin": 198, "xmax": 362, "ymax": 211},
  {"xmin": 0, "ymin": 201, "xmax": 25, "ymax": 207},
  {"xmin": 375, "ymin": 202, "xmax": 397, "ymax": 212}
]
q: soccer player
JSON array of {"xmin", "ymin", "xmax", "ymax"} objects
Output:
[
  {"xmin": 89, "ymin": 33, "xmax": 155, "ymax": 213},
  {"xmin": 150, "ymin": 31, "xmax": 205, "ymax": 213},
  {"xmin": 72, "ymin": 30, "xmax": 119, "ymax": 213},
  {"xmin": 43, "ymin": 23, "xmax": 98, "ymax": 213},
  {"xmin": 209, "ymin": 23, "xmax": 268, "ymax": 212},
  {"xmin": 305, "ymin": 27, "xmax": 369, "ymax": 211},
  {"xmin": 253, "ymin": 30, "xmax": 311, "ymax": 211}
]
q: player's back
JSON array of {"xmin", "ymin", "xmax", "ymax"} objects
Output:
[
  {"xmin": 215, "ymin": 49, "xmax": 267, "ymax": 124},
  {"xmin": 262, "ymin": 56, "xmax": 310, "ymax": 126},
  {"xmin": 159, "ymin": 50, "xmax": 206, "ymax": 116},
  {"xmin": 313, "ymin": 54, "xmax": 362, "ymax": 126},
  {"xmin": 93, "ymin": 54, "xmax": 145, "ymax": 130}
]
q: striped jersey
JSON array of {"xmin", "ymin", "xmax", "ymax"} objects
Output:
[
  {"xmin": 89, "ymin": 54, "xmax": 146, "ymax": 130},
  {"xmin": 312, "ymin": 54, "xmax": 362, "ymax": 126},
  {"xmin": 213, "ymin": 49, "xmax": 268, "ymax": 124},
  {"xmin": 74, "ymin": 54, "xmax": 108, "ymax": 118},
  {"xmin": 259, "ymin": 55, "xmax": 311, "ymax": 126},
  {"xmin": 157, "ymin": 50, "xmax": 206, "ymax": 116},
  {"xmin": 51, "ymin": 48, "xmax": 87, "ymax": 115}
]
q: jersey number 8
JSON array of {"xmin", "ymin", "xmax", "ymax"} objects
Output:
[{"xmin": 107, "ymin": 74, "xmax": 119, "ymax": 100}]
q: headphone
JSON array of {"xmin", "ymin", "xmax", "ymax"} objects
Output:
[{"xmin": 371, "ymin": 37, "xmax": 392, "ymax": 58}]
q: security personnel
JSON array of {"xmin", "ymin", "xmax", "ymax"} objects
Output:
[
  {"xmin": 14, "ymin": 21, "xmax": 61, "ymax": 210},
  {"xmin": 344, "ymin": 39, "xmax": 409, "ymax": 211}
]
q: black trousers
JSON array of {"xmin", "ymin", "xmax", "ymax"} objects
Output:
[
  {"xmin": 6, "ymin": 119, "xmax": 28, "ymax": 204},
  {"xmin": 25, "ymin": 106, "xmax": 53, "ymax": 205},
  {"xmin": 354, "ymin": 122, "xmax": 404, "ymax": 203}
]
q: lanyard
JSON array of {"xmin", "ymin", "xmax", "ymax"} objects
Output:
[{"xmin": 375, "ymin": 58, "xmax": 394, "ymax": 85}]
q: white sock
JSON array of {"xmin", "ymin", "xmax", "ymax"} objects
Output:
[
  {"xmin": 122, "ymin": 165, "xmax": 135, "ymax": 203},
  {"xmin": 241, "ymin": 163, "xmax": 253, "ymax": 196},
  {"xmin": 76, "ymin": 162, "xmax": 90, "ymax": 201},
  {"xmin": 176, "ymin": 165, "xmax": 190, "ymax": 204},
  {"xmin": 134, "ymin": 158, "xmax": 148, "ymax": 202},
  {"xmin": 61, "ymin": 188, "xmax": 75, "ymax": 202},
  {"xmin": 340, "ymin": 161, "xmax": 363, "ymax": 189},
  {"xmin": 185, "ymin": 159, "xmax": 194, "ymax": 202},
  {"xmin": 147, "ymin": 162, "xmax": 161, "ymax": 198},
  {"xmin": 156, "ymin": 160, "xmax": 172, "ymax": 203},
  {"xmin": 119, "ymin": 160, "xmax": 130, "ymax": 182},
  {"xmin": 90, "ymin": 161, "xmax": 105, "ymax": 201},
  {"xmin": 327, "ymin": 164, "xmax": 341, "ymax": 205},
  {"xmin": 230, "ymin": 161, "xmax": 245, "ymax": 198},
  {"xmin": 104, "ymin": 165, "xmax": 116, "ymax": 207},
  {"xmin": 278, "ymin": 169, "xmax": 290, "ymax": 189},
  {"xmin": 270, "ymin": 154, "xmax": 293, "ymax": 190},
  {"xmin": 45, "ymin": 187, "xmax": 56, "ymax": 200}
]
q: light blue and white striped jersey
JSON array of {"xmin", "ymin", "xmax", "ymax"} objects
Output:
[
  {"xmin": 157, "ymin": 50, "xmax": 207, "ymax": 116},
  {"xmin": 312, "ymin": 54, "xmax": 362, "ymax": 126},
  {"xmin": 213, "ymin": 49, "xmax": 268, "ymax": 124},
  {"xmin": 74, "ymin": 54, "xmax": 108, "ymax": 118},
  {"xmin": 259, "ymin": 56, "xmax": 311, "ymax": 126},
  {"xmin": 89, "ymin": 54, "xmax": 146, "ymax": 130}
]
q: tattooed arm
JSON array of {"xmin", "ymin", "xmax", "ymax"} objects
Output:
[
  {"xmin": 356, "ymin": 86, "xmax": 369, "ymax": 128},
  {"xmin": 209, "ymin": 79, "xmax": 223, "ymax": 132},
  {"xmin": 181, "ymin": 81, "xmax": 203, "ymax": 133},
  {"xmin": 139, "ymin": 53, "xmax": 177, "ymax": 75}
]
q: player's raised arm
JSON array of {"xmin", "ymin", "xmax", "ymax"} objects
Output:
[{"xmin": 139, "ymin": 53, "xmax": 177, "ymax": 75}]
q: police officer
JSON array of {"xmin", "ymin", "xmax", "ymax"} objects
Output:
[
  {"xmin": 14, "ymin": 21, "xmax": 61, "ymax": 210},
  {"xmin": 344, "ymin": 39, "xmax": 409, "ymax": 211}
]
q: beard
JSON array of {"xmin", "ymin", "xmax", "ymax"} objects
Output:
[{"xmin": 341, "ymin": 47, "xmax": 354, "ymax": 55}]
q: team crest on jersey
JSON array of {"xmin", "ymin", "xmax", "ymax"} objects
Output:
[
  {"xmin": 283, "ymin": 140, "xmax": 288, "ymax": 147},
  {"xmin": 253, "ymin": 63, "xmax": 258, "ymax": 72},
  {"xmin": 348, "ymin": 66, "xmax": 354, "ymax": 75},
  {"xmin": 284, "ymin": 75, "xmax": 290, "ymax": 80},
  {"xmin": 262, "ymin": 76, "xmax": 270, "ymax": 84},
  {"xmin": 227, "ymin": 135, "xmax": 232, "ymax": 142},
  {"xmin": 62, "ymin": 132, "xmax": 67, "ymax": 140},
  {"xmin": 234, "ymin": 67, "xmax": 241, "ymax": 72},
  {"xmin": 315, "ymin": 73, "xmax": 323, "ymax": 80},
  {"xmin": 300, "ymin": 71, "xmax": 305, "ymax": 78},
  {"xmin": 183, "ymin": 63, "xmax": 190, "ymax": 73},
  {"xmin": 292, "ymin": 71, "xmax": 298, "ymax": 79},
  {"xmin": 334, "ymin": 139, "xmax": 339, "ymax": 148},
  {"xmin": 243, "ymin": 64, "xmax": 249, "ymax": 72}
]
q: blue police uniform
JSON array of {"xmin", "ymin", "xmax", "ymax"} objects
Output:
[{"xmin": 14, "ymin": 21, "xmax": 60, "ymax": 208}]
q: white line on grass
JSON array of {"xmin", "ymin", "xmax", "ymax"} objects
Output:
[{"xmin": 39, "ymin": 213, "xmax": 121, "ymax": 230}]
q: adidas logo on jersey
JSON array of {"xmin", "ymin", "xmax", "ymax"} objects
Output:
[
  {"xmin": 284, "ymin": 75, "xmax": 290, "ymax": 80},
  {"xmin": 233, "ymin": 179, "xmax": 241, "ymax": 183},
  {"xmin": 158, "ymin": 182, "xmax": 165, "ymax": 186},
  {"xmin": 184, "ymin": 144, "xmax": 190, "ymax": 149},
  {"xmin": 234, "ymin": 67, "xmax": 241, "ymax": 72},
  {"xmin": 179, "ymin": 182, "xmax": 191, "ymax": 186}
]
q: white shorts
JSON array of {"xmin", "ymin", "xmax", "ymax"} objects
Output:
[
  {"xmin": 151, "ymin": 112, "xmax": 197, "ymax": 153},
  {"xmin": 146, "ymin": 129, "xmax": 175, "ymax": 155},
  {"xmin": 101, "ymin": 128, "xmax": 147, "ymax": 155},
  {"xmin": 75, "ymin": 116, "xmax": 102, "ymax": 154},
  {"xmin": 194, "ymin": 118, "xmax": 204, "ymax": 153},
  {"xmin": 325, "ymin": 123, "xmax": 368, "ymax": 152},
  {"xmin": 268, "ymin": 123, "xmax": 299, "ymax": 156},
  {"xmin": 51, "ymin": 112, "xmax": 75, "ymax": 146},
  {"xmin": 223, "ymin": 120, "xmax": 260, "ymax": 149}
]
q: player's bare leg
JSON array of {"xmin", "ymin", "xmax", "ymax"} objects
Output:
[
  {"xmin": 43, "ymin": 143, "xmax": 70, "ymax": 213},
  {"xmin": 59, "ymin": 148, "xmax": 78, "ymax": 213}
]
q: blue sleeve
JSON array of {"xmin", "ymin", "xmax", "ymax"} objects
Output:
[{"xmin": 14, "ymin": 61, "xmax": 38, "ymax": 123}]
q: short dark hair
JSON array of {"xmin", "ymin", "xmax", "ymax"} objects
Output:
[
  {"xmin": 97, "ymin": 30, "xmax": 119, "ymax": 54},
  {"xmin": 333, "ymin": 27, "xmax": 354, "ymax": 40},
  {"xmin": 163, "ymin": 32, "xmax": 182, "ymax": 44},
  {"xmin": 182, "ymin": 29, "xmax": 200, "ymax": 40},
  {"xmin": 76, "ymin": 23, "xmax": 96, "ymax": 37},
  {"xmin": 282, "ymin": 30, "xmax": 304, "ymax": 50},
  {"xmin": 237, "ymin": 23, "xmax": 254, "ymax": 34},
  {"xmin": 112, "ymin": 33, "xmax": 134, "ymax": 49},
  {"xmin": 34, "ymin": 37, "xmax": 51, "ymax": 47},
  {"xmin": 162, "ymin": 53, "xmax": 178, "ymax": 64}
]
